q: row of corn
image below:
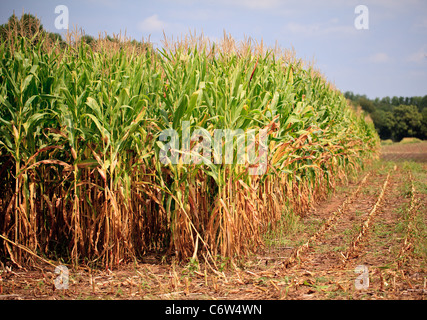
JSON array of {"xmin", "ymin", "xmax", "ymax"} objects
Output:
[{"xmin": 0, "ymin": 32, "xmax": 379, "ymax": 267}]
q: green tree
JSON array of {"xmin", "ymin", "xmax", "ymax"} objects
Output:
[
  {"xmin": 420, "ymin": 95, "xmax": 427, "ymax": 110},
  {"xmin": 344, "ymin": 91, "xmax": 355, "ymax": 100},
  {"xmin": 391, "ymin": 96, "xmax": 400, "ymax": 106},
  {"xmin": 359, "ymin": 97, "xmax": 375, "ymax": 113},
  {"xmin": 371, "ymin": 110, "xmax": 395, "ymax": 140},
  {"xmin": 409, "ymin": 96, "xmax": 422, "ymax": 111},
  {"xmin": 420, "ymin": 108, "xmax": 427, "ymax": 139},
  {"xmin": 381, "ymin": 96, "xmax": 391, "ymax": 105},
  {"xmin": 392, "ymin": 105, "xmax": 422, "ymax": 141}
]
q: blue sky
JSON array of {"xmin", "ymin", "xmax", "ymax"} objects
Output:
[{"xmin": 1, "ymin": 0, "xmax": 426, "ymax": 99}]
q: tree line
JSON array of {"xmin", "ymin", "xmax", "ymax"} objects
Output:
[{"xmin": 344, "ymin": 92, "xmax": 427, "ymax": 141}]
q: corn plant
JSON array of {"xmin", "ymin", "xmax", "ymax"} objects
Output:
[{"xmin": 0, "ymin": 30, "xmax": 379, "ymax": 267}]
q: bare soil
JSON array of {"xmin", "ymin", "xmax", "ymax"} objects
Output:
[
  {"xmin": 381, "ymin": 141, "xmax": 427, "ymax": 162},
  {"xmin": 1, "ymin": 142, "xmax": 426, "ymax": 300}
]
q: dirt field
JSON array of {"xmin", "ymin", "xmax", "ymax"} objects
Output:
[
  {"xmin": 1, "ymin": 142, "xmax": 426, "ymax": 300},
  {"xmin": 381, "ymin": 141, "xmax": 427, "ymax": 162}
]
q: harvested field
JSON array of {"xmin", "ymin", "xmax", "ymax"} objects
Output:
[{"xmin": 381, "ymin": 141, "xmax": 427, "ymax": 162}]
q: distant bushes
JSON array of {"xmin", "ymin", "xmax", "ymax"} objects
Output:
[{"xmin": 345, "ymin": 92, "xmax": 427, "ymax": 142}]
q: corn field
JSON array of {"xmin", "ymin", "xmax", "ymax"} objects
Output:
[{"xmin": 0, "ymin": 31, "xmax": 379, "ymax": 268}]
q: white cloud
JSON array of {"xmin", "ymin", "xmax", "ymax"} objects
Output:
[
  {"xmin": 138, "ymin": 14, "xmax": 167, "ymax": 33},
  {"xmin": 367, "ymin": 52, "xmax": 393, "ymax": 63}
]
